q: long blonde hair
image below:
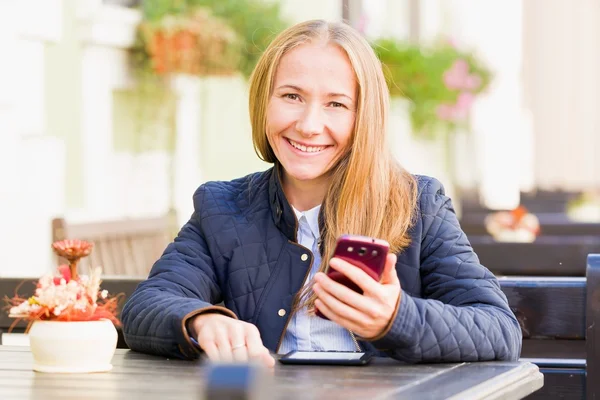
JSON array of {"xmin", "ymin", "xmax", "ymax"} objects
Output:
[{"xmin": 248, "ymin": 20, "xmax": 418, "ymax": 311}]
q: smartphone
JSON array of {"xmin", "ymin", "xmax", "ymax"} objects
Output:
[
  {"xmin": 315, "ymin": 235, "xmax": 389, "ymax": 319},
  {"xmin": 278, "ymin": 350, "xmax": 373, "ymax": 366}
]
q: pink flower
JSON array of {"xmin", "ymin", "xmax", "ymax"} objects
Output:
[
  {"xmin": 443, "ymin": 59, "xmax": 482, "ymax": 91},
  {"xmin": 443, "ymin": 60, "xmax": 469, "ymax": 90},
  {"xmin": 53, "ymin": 265, "xmax": 72, "ymax": 285},
  {"xmin": 464, "ymin": 75, "xmax": 482, "ymax": 90},
  {"xmin": 436, "ymin": 92, "xmax": 475, "ymax": 122},
  {"xmin": 453, "ymin": 92, "xmax": 475, "ymax": 120}
]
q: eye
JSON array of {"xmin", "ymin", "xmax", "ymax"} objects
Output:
[
  {"xmin": 284, "ymin": 93, "xmax": 300, "ymax": 101},
  {"xmin": 329, "ymin": 101, "xmax": 346, "ymax": 108}
]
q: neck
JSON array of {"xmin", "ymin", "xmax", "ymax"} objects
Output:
[{"xmin": 281, "ymin": 171, "xmax": 329, "ymax": 212}]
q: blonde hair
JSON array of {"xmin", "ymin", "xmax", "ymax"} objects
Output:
[{"xmin": 248, "ymin": 20, "xmax": 418, "ymax": 312}]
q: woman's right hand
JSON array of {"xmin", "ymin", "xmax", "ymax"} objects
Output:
[{"xmin": 189, "ymin": 313, "xmax": 275, "ymax": 368}]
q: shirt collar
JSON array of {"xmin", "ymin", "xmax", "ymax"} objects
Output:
[{"xmin": 292, "ymin": 204, "xmax": 322, "ymax": 240}]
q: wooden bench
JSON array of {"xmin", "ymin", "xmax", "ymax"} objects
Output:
[
  {"xmin": 52, "ymin": 215, "xmax": 173, "ymax": 277},
  {"xmin": 0, "ymin": 277, "xmax": 143, "ymax": 348},
  {"xmin": 470, "ymin": 235, "xmax": 600, "ymax": 276},
  {"xmin": 460, "ymin": 189, "xmax": 580, "ymax": 215},
  {"xmin": 499, "ymin": 254, "xmax": 600, "ymax": 399},
  {"xmin": 460, "ymin": 213, "xmax": 600, "ymax": 237}
]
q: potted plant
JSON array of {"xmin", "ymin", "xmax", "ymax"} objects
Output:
[
  {"xmin": 6, "ymin": 240, "xmax": 121, "ymax": 373},
  {"xmin": 484, "ymin": 206, "xmax": 541, "ymax": 243}
]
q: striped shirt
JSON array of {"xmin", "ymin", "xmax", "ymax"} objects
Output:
[{"xmin": 278, "ymin": 204, "xmax": 357, "ymax": 354}]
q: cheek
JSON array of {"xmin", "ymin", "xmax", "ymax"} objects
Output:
[
  {"xmin": 331, "ymin": 114, "xmax": 355, "ymax": 148},
  {"xmin": 266, "ymin": 101, "xmax": 297, "ymax": 134}
]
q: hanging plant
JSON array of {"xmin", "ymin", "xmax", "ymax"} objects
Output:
[
  {"xmin": 133, "ymin": 7, "xmax": 242, "ymax": 77},
  {"xmin": 135, "ymin": 0, "xmax": 287, "ymax": 78},
  {"xmin": 372, "ymin": 38, "xmax": 493, "ymax": 140}
]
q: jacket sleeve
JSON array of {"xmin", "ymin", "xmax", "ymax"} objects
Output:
[
  {"xmin": 370, "ymin": 177, "xmax": 522, "ymax": 362},
  {"xmin": 121, "ymin": 185, "xmax": 236, "ymax": 360}
]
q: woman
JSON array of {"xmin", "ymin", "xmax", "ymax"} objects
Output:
[{"xmin": 122, "ymin": 20, "xmax": 521, "ymax": 367}]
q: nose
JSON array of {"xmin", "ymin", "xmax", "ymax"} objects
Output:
[{"xmin": 295, "ymin": 104, "xmax": 324, "ymax": 137}]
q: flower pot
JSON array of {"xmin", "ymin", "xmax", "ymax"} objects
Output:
[{"xmin": 28, "ymin": 319, "xmax": 118, "ymax": 373}]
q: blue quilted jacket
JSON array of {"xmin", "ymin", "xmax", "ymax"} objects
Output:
[{"xmin": 122, "ymin": 167, "xmax": 522, "ymax": 362}]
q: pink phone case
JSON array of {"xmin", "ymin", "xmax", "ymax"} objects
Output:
[{"xmin": 315, "ymin": 235, "xmax": 390, "ymax": 320}]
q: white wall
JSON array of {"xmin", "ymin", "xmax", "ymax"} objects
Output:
[
  {"xmin": 441, "ymin": 0, "xmax": 528, "ymax": 209},
  {"xmin": 523, "ymin": 0, "xmax": 600, "ymax": 191},
  {"xmin": 279, "ymin": 0, "xmax": 343, "ymax": 23},
  {"xmin": 0, "ymin": 1, "xmax": 66, "ymax": 277}
]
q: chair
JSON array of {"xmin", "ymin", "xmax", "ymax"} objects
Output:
[{"xmin": 51, "ymin": 215, "xmax": 173, "ymax": 277}]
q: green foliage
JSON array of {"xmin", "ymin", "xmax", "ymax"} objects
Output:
[{"xmin": 372, "ymin": 38, "xmax": 492, "ymax": 139}]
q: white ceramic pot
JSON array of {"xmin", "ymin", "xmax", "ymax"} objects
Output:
[{"xmin": 28, "ymin": 319, "xmax": 118, "ymax": 373}]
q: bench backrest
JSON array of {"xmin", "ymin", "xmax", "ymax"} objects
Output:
[
  {"xmin": 472, "ymin": 236, "xmax": 600, "ymax": 276},
  {"xmin": 499, "ymin": 254, "xmax": 600, "ymax": 400},
  {"xmin": 52, "ymin": 216, "xmax": 173, "ymax": 277}
]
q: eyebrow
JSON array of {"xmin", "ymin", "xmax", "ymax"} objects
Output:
[{"xmin": 276, "ymin": 84, "xmax": 354, "ymax": 102}]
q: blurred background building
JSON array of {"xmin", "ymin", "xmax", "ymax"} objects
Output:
[{"xmin": 0, "ymin": 0, "xmax": 599, "ymax": 277}]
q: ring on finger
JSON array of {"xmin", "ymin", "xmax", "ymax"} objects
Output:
[{"xmin": 231, "ymin": 343, "xmax": 246, "ymax": 350}]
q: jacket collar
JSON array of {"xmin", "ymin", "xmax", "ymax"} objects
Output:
[
  {"xmin": 268, "ymin": 163, "xmax": 327, "ymax": 252},
  {"xmin": 268, "ymin": 163, "xmax": 298, "ymax": 242}
]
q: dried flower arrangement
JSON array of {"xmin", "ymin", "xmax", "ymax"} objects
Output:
[{"xmin": 5, "ymin": 240, "xmax": 121, "ymax": 331}]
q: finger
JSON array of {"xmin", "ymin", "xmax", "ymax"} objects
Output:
[
  {"xmin": 326, "ymin": 257, "xmax": 381, "ymax": 295},
  {"xmin": 201, "ymin": 341, "xmax": 220, "ymax": 361},
  {"xmin": 380, "ymin": 253, "xmax": 399, "ymax": 285},
  {"xmin": 229, "ymin": 326, "xmax": 248, "ymax": 363},
  {"xmin": 197, "ymin": 329, "xmax": 221, "ymax": 361},
  {"xmin": 215, "ymin": 334, "xmax": 234, "ymax": 362},
  {"xmin": 313, "ymin": 281, "xmax": 375, "ymax": 319},
  {"xmin": 244, "ymin": 324, "xmax": 266, "ymax": 361},
  {"xmin": 314, "ymin": 299, "xmax": 361, "ymax": 333},
  {"xmin": 243, "ymin": 324, "xmax": 275, "ymax": 368},
  {"xmin": 313, "ymin": 283, "xmax": 369, "ymax": 326},
  {"xmin": 258, "ymin": 348, "xmax": 276, "ymax": 368}
]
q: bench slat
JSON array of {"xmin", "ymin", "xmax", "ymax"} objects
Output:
[
  {"xmin": 500, "ymin": 277, "xmax": 586, "ymax": 339},
  {"xmin": 586, "ymin": 254, "xmax": 600, "ymax": 400},
  {"xmin": 472, "ymin": 236, "xmax": 600, "ymax": 276}
]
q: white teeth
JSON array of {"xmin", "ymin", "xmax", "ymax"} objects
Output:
[{"xmin": 288, "ymin": 139, "xmax": 326, "ymax": 153}]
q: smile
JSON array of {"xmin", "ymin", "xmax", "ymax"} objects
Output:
[{"xmin": 286, "ymin": 138, "xmax": 330, "ymax": 154}]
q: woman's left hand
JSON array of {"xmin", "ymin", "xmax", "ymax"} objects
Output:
[{"xmin": 313, "ymin": 253, "xmax": 401, "ymax": 339}]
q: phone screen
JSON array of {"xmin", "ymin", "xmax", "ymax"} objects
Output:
[{"xmin": 285, "ymin": 351, "xmax": 366, "ymax": 361}]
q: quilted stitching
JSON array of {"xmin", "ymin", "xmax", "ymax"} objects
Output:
[
  {"xmin": 369, "ymin": 176, "xmax": 521, "ymax": 362},
  {"xmin": 122, "ymin": 171, "xmax": 522, "ymax": 362}
]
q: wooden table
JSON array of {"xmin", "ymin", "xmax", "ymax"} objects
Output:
[{"xmin": 0, "ymin": 346, "xmax": 542, "ymax": 400}]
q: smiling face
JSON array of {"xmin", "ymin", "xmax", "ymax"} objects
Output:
[{"xmin": 266, "ymin": 42, "xmax": 357, "ymax": 188}]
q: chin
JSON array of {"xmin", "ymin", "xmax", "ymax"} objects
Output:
[{"xmin": 284, "ymin": 165, "xmax": 326, "ymax": 182}]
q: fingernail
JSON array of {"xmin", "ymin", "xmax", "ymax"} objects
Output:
[
  {"xmin": 329, "ymin": 258, "xmax": 340, "ymax": 268},
  {"xmin": 313, "ymin": 283, "xmax": 320, "ymax": 292}
]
